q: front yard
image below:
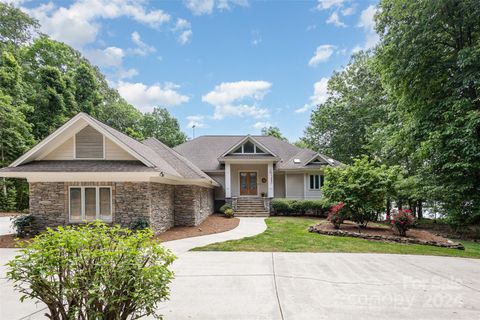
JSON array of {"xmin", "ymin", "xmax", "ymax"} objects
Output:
[{"xmin": 193, "ymin": 217, "xmax": 480, "ymax": 258}]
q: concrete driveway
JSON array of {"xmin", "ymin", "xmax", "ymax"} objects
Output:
[
  {"xmin": 0, "ymin": 216, "xmax": 14, "ymax": 235},
  {"xmin": 1, "ymin": 218, "xmax": 479, "ymax": 320}
]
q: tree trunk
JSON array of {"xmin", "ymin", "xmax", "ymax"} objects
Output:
[{"xmin": 417, "ymin": 200, "xmax": 423, "ymax": 219}]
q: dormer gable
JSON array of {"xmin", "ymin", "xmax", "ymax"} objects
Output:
[{"xmin": 219, "ymin": 135, "xmax": 278, "ymax": 158}]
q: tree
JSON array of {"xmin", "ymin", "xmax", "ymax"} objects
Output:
[
  {"xmin": 29, "ymin": 66, "xmax": 70, "ymax": 139},
  {"xmin": 261, "ymin": 126, "xmax": 288, "ymax": 141},
  {"xmin": 7, "ymin": 222, "xmax": 176, "ymax": 320},
  {"xmin": 74, "ymin": 63, "xmax": 101, "ymax": 116},
  {"xmin": 376, "ymin": 0, "xmax": 480, "ymax": 225},
  {"xmin": 323, "ymin": 156, "xmax": 390, "ymax": 227},
  {"xmin": 303, "ymin": 52, "xmax": 388, "ymax": 164},
  {"xmin": 0, "ymin": 3, "xmax": 39, "ymax": 48},
  {"xmin": 141, "ymin": 107, "xmax": 187, "ymax": 147}
]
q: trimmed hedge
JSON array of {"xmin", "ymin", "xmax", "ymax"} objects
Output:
[{"xmin": 271, "ymin": 199, "xmax": 331, "ymax": 217}]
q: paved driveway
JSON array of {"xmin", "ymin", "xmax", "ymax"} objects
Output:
[
  {"xmin": 0, "ymin": 216, "xmax": 14, "ymax": 235},
  {"xmin": 1, "ymin": 218, "xmax": 479, "ymax": 320}
]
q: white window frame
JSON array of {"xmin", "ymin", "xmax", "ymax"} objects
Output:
[
  {"xmin": 73, "ymin": 130, "xmax": 106, "ymax": 160},
  {"xmin": 68, "ymin": 186, "xmax": 112, "ymax": 222},
  {"xmin": 233, "ymin": 142, "xmax": 266, "ymax": 154},
  {"xmin": 308, "ymin": 174, "xmax": 323, "ymax": 190}
]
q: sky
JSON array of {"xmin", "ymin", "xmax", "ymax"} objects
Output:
[{"xmin": 14, "ymin": 0, "xmax": 379, "ymax": 141}]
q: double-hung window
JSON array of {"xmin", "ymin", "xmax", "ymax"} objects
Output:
[
  {"xmin": 69, "ymin": 186, "xmax": 112, "ymax": 222},
  {"xmin": 309, "ymin": 174, "xmax": 324, "ymax": 190}
]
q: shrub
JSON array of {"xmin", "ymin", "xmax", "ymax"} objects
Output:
[
  {"xmin": 7, "ymin": 222, "xmax": 176, "ymax": 320},
  {"xmin": 323, "ymin": 156, "xmax": 390, "ymax": 227},
  {"xmin": 327, "ymin": 202, "xmax": 346, "ymax": 229},
  {"xmin": 224, "ymin": 208, "xmax": 234, "ymax": 218},
  {"xmin": 11, "ymin": 214, "xmax": 37, "ymax": 237},
  {"xmin": 390, "ymin": 209, "xmax": 415, "ymax": 236},
  {"xmin": 219, "ymin": 203, "xmax": 232, "ymax": 213},
  {"xmin": 131, "ymin": 217, "xmax": 150, "ymax": 230},
  {"xmin": 271, "ymin": 199, "xmax": 330, "ymax": 216}
]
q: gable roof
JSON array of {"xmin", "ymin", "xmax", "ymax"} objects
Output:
[
  {"xmin": 3, "ymin": 113, "xmax": 216, "ymax": 185},
  {"xmin": 218, "ymin": 135, "xmax": 278, "ymax": 159},
  {"xmin": 174, "ymin": 135, "xmax": 340, "ymax": 171}
]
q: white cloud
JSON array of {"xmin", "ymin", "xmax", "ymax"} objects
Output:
[
  {"xmin": 173, "ymin": 18, "xmax": 192, "ymax": 45},
  {"xmin": 116, "ymin": 68, "xmax": 139, "ymax": 80},
  {"xmin": 202, "ymin": 81, "xmax": 271, "ymax": 120},
  {"xmin": 295, "ymin": 77, "xmax": 329, "ymax": 113},
  {"xmin": 308, "ymin": 45, "xmax": 336, "ymax": 67},
  {"xmin": 129, "ymin": 31, "xmax": 156, "ymax": 56},
  {"xmin": 117, "ymin": 81, "xmax": 189, "ymax": 112},
  {"xmin": 84, "ymin": 47, "xmax": 125, "ymax": 67},
  {"xmin": 184, "ymin": 0, "xmax": 248, "ymax": 15},
  {"xmin": 251, "ymin": 30, "xmax": 262, "ymax": 46},
  {"xmin": 326, "ymin": 12, "xmax": 346, "ymax": 27},
  {"xmin": 341, "ymin": 6, "xmax": 355, "ymax": 16},
  {"xmin": 186, "ymin": 115, "xmax": 207, "ymax": 128},
  {"xmin": 315, "ymin": 0, "xmax": 344, "ymax": 10},
  {"xmin": 354, "ymin": 5, "xmax": 379, "ymax": 52},
  {"xmin": 253, "ymin": 121, "xmax": 272, "ymax": 130},
  {"xmin": 25, "ymin": 0, "xmax": 171, "ymax": 50}
]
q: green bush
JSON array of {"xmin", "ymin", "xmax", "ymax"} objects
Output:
[
  {"xmin": 224, "ymin": 208, "xmax": 234, "ymax": 218},
  {"xmin": 7, "ymin": 222, "xmax": 176, "ymax": 320},
  {"xmin": 271, "ymin": 199, "xmax": 330, "ymax": 216},
  {"xmin": 131, "ymin": 217, "xmax": 150, "ymax": 230},
  {"xmin": 219, "ymin": 203, "xmax": 232, "ymax": 213},
  {"xmin": 11, "ymin": 214, "xmax": 37, "ymax": 237}
]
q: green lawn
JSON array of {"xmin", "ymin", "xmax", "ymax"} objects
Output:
[{"xmin": 192, "ymin": 217, "xmax": 480, "ymax": 258}]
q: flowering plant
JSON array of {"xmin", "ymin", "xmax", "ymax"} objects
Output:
[
  {"xmin": 390, "ymin": 209, "xmax": 415, "ymax": 236},
  {"xmin": 327, "ymin": 202, "xmax": 346, "ymax": 229}
]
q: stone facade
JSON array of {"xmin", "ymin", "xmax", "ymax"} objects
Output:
[
  {"xmin": 150, "ymin": 183, "xmax": 175, "ymax": 233},
  {"xmin": 29, "ymin": 181, "xmax": 213, "ymax": 233},
  {"xmin": 174, "ymin": 185, "xmax": 214, "ymax": 227}
]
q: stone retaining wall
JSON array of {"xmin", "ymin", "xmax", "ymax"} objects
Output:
[{"xmin": 308, "ymin": 225, "xmax": 465, "ymax": 250}]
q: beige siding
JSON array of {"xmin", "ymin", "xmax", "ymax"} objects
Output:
[
  {"xmin": 285, "ymin": 173, "xmax": 304, "ymax": 199},
  {"xmin": 209, "ymin": 173, "xmax": 226, "ymax": 200},
  {"xmin": 105, "ymin": 138, "xmax": 136, "ymax": 160},
  {"xmin": 231, "ymin": 164, "xmax": 268, "ymax": 197},
  {"xmin": 75, "ymin": 126, "xmax": 104, "ymax": 159},
  {"xmin": 43, "ymin": 137, "xmax": 74, "ymax": 160},
  {"xmin": 274, "ymin": 173, "xmax": 285, "ymax": 198}
]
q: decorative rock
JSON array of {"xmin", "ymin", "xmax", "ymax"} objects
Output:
[{"xmin": 308, "ymin": 225, "xmax": 465, "ymax": 250}]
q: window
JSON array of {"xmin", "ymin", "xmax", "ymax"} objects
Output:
[
  {"xmin": 69, "ymin": 186, "xmax": 112, "ymax": 222},
  {"xmin": 75, "ymin": 126, "xmax": 104, "ymax": 159},
  {"xmin": 232, "ymin": 141, "xmax": 267, "ymax": 154},
  {"xmin": 309, "ymin": 174, "xmax": 324, "ymax": 190}
]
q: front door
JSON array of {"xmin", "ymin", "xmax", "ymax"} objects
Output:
[{"xmin": 240, "ymin": 172, "xmax": 257, "ymax": 196}]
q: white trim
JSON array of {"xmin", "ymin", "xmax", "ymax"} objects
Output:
[
  {"xmin": 238, "ymin": 170, "xmax": 259, "ymax": 197},
  {"xmin": 220, "ymin": 136, "xmax": 278, "ymax": 158},
  {"xmin": 267, "ymin": 162, "xmax": 274, "ymax": 198},
  {"xmin": 308, "ymin": 174, "xmax": 321, "ymax": 190},
  {"xmin": 225, "ymin": 162, "xmax": 231, "ymax": 198},
  {"xmin": 304, "ymin": 173, "xmax": 307, "ymax": 198},
  {"xmin": 68, "ymin": 186, "xmax": 112, "ymax": 223},
  {"xmin": 285, "ymin": 172, "xmax": 288, "ymax": 198}
]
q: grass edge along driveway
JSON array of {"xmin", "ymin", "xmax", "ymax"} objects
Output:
[{"xmin": 192, "ymin": 217, "xmax": 480, "ymax": 259}]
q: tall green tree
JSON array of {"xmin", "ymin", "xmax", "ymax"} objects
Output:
[
  {"xmin": 376, "ymin": 0, "xmax": 480, "ymax": 225},
  {"xmin": 303, "ymin": 52, "xmax": 388, "ymax": 164},
  {"xmin": 261, "ymin": 126, "xmax": 288, "ymax": 141},
  {"xmin": 141, "ymin": 107, "xmax": 187, "ymax": 147},
  {"xmin": 74, "ymin": 63, "xmax": 101, "ymax": 116},
  {"xmin": 0, "ymin": 3, "xmax": 39, "ymax": 48}
]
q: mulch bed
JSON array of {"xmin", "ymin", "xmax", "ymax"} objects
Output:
[
  {"xmin": 154, "ymin": 214, "xmax": 240, "ymax": 242},
  {"xmin": 0, "ymin": 212, "xmax": 25, "ymax": 217},
  {"xmin": 309, "ymin": 220, "xmax": 464, "ymax": 250},
  {"xmin": 0, "ymin": 234, "xmax": 30, "ymax": 248}
]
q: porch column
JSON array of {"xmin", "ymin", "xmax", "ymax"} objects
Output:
[
  {"xmin": 225, "ymin": 162, "xmax": 231, "ymax": 198},
  {"xmin": 267, "ymin": 162, "xmax": 274, "ymax": 198}
]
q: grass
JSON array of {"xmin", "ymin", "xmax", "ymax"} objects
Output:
[{"xmin": 192, "ymin": 217, "xmax": 480, "ymax": 259}]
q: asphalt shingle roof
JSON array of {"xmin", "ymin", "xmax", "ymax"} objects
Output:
[
  {"xmin": 0, "ymin": 160, "xmax": 157, "ymax": 172},
  {"xmin": 173, "ymin": 135, "xmax": 340, "ymax": 171}
]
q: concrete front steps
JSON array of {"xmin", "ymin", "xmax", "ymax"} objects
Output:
[{"xmin": 235, "ymin": 197, "xmax": 270, "ymax": 217}]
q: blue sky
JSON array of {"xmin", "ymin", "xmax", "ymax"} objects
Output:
[{"xmin": 17, "ymin": 0, "xmax": 379, "ymax": 141}]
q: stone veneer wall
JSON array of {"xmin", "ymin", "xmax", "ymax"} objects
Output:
[
  {"xmin": 174, "ymin": 185, "xmax": 214, "ymax": 227},
  {"xmin": 29, "ymin": 181, "xmax": 213, "ymax": 232},
  {"xmin": 29, "ymin": 182, "xmax": 67, "ymax": 229},
  {"xmin": 149, "ymin": 183, "xmax": 175, "ymax": 233}
]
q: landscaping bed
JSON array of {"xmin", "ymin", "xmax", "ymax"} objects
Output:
[
  {"xmin": 309, "ymin": 220, "xmax": 464, "ymax": 250},
  {"xmin": 154, "ymin": 214, "xmax": 239, "ymax": 242}
]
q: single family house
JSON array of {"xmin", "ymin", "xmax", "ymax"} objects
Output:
[{"xmin": 0, "ymin": 113, "xmax": 340, "ymax": 232}]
